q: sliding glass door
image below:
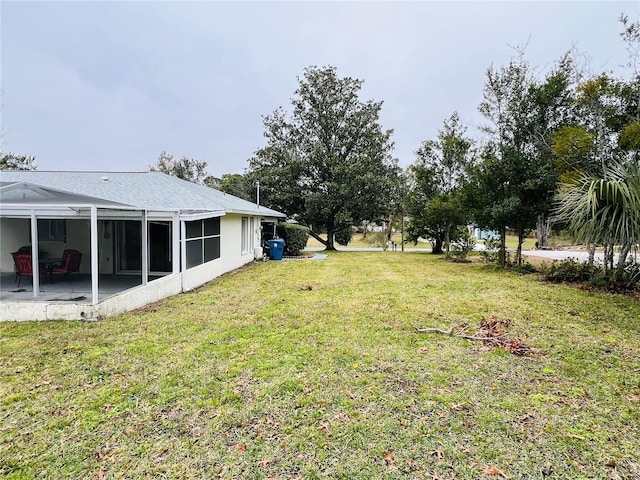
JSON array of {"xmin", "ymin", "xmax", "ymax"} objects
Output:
[{"xmin": 116, "ymin": 220, "xmax": 172, "ymax": 275}]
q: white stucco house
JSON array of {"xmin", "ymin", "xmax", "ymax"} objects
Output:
[{"xmin": 0, "ymin": 171, "xmax": 285, "ymax": 321}]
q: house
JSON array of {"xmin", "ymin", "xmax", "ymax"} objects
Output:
[
  {"xmin": 471, "ymin": 227, "xmax": 499, "ymax": 241},
  {"xmin": 0, "ymin": 171, "xmax": 285, "ymax": 321}
]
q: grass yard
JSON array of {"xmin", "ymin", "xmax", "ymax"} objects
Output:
[{"xmin": 1, "ymin": 252, "xmax": 639, "ymax": 479}]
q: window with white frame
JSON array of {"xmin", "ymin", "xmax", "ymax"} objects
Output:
[
  {"xmin": 249, "ymin": 217, "xmax": 255, "ymax": 251},
  {"xmin": 185, "ymin": 217, "xmax": 220, "ymax": 268},
  {"xmin": 38, "ymin": 219, "xmax": 66, "ymax": 242},
  {"xmin": 241, "ymin": 217, "xmax": 249, "ymax": 253}
]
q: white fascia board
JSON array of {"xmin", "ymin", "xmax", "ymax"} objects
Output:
[
  {"xmin": 0, "ymin": 204, "xmax": 180, "ymax": 219},
  {"xmin": 179, "ymin": 210, "xmax": 226, "ymax": 221},
  {"xmin": 226, "ymin": 208, "xmax": 286, "ymax": 217}
]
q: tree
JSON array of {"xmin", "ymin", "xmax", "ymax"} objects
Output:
[
  {"xmin": 553, "ymin": 160, "xmax": 640, "ymax": 280},
  {"xmin": 150, "ymin": 151, "xmax": 209, "ymax": 184},
  {"xmin": 247, "ymin": 66, "xmax": 399, "ymax": 250},
  {"xmin": 468, "ymin": 55, "xmax": 571, "ymax": 265},
  {"xmin": 406, "ymin": 112, "xmax": 472, "ymax": 254},
  {"xmin": 551, "ymin": 17, "xmax": 640, "ymax": 265},
  {"xmin": 0, "ymin": 152, "xmax": 36, "ymax": 170},
  {"xmin": 218, "ymin": 173, "xmax": 255, "ymax": 202}
]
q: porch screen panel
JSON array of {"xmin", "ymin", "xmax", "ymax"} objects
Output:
[
  {"xmin": 204, "ymin": 237, "xmax": 220, "ymax": 262},
  {"xmin": 204, "ymin": 217, "xmax": 220, "ymax": 236},
  {"xmin": 186, "ymin": 239, "xmax": 203, "ymax": 268},
  {"xmin": 186, "ymin": 221, "xmax": 202, "ymax": 239},
  {"xmin": 185, "ymin": 217, "xmax": 221, "ymax": 269}
]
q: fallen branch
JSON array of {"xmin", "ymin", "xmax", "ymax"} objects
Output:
[
  {"xmin": 415, "ymin": 327, "xmax": 508, "ymax": 343},
  {"xmin": 416, "ymin": 317, "xmax": 537, "ymax": 356}
]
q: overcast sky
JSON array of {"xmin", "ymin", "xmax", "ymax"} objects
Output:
[{"xmin": 1, "ymin": 1, "xmax": 638, "ymax": 178}]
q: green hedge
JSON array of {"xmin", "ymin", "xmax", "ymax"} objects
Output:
[{"xmin": 276, "ymin": 223, "xmax": 310, "ymax": 256}]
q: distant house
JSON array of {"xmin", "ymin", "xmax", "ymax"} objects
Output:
[
  {"xmin": 471, "ymin": 227, "xmax": 499, "ymax": 241},
  {"xmin": 0, "ymin": 171, "xmax": 285, "ymax": 321}
]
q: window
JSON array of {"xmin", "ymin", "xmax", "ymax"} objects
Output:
[
  {"xmin": 241, "ymin": 217, "xmax": 249, "ymax": 253},
  {"xmin": 38, "ymin": 219, "xmax": 66, "ymax": 242},
  {"xmin": 185, "ymin": 217, "xmax": 221, "ymax": 268},
  {"xmin": 249, "ymin": 217, "xmax": 255, "ymax": 251}
]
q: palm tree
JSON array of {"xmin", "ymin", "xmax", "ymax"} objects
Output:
[{"xmin": 553, "ymin": 161, "xmax": 640, "ymax": 281}]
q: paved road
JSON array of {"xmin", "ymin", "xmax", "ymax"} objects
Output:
[
  {"xmin": 306, "ymin": 245, "xmax": 623, "ymax": 264},
  {"xmin": 305, "ymin": 246, "xmax": 431, "ymax": 252}
]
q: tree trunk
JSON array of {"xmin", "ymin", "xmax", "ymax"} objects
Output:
[
  {"xmin": 587, "ymin": 243, "xmax": 596, "ymax": 266},
  {"xmin": 516, "ymin": 228, "xmax": 525, "ymax": 265},
  {"xmin": 325, "ymin": 230, "xmax": 336, "ymax": 250},
  {"xmin": 308, "ymin": 229, "xmax": 331, "ymax": 250},
  {"xmin": 603, "ymin": 243, "xmax": 614, "ymax": 272},
  {"xmin": 444, "ymin": 224, "xmax": 451, "ymax": 257},
  {"xmin": 499, "ymin": 227, "xmax": 507, "ymax": 266},
  {"xmin": 616, "ymin": 242, "xmax": 631, "ymax": 279},
  {"xmin": 432, "ymin": 236, "xmax": 443, "ymax": 254},
  {"xmin": 384, "ymin": 218, "xmax": 393, "ymax": 252},
  {"xmin": 325, "ymin": 216, "xmax": 337, "ymax": 250},
  {"xmin": 536, "ymin": 214, "xmax": 550, "ymax": 249}
]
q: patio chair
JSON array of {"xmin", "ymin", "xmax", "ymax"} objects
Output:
[
  {"xmin": 12, "ymin": 252, "xmax": 34, "ymax": 287},
  {"xmin": 51, "ymin": 249, "xmax": 82, "ymax": 281},
  {"xmin": 11, "ymin": 246, "xmax": 32, "ymax": 282}
]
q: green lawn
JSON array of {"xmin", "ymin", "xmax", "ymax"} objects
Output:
[{"xmin": 1, "ymin": 252, "xmax": 639, "ymax": 479}]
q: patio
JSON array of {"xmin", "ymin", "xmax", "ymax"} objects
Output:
[{"xmin": 0, "ymin": 273, "xmax": 160, "ymax": 304}]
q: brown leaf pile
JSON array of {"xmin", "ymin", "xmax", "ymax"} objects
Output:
[
  {"xmin": 477, "ymin": 317, "xmax": 535, "ymax": 356},
  {"xmin": 417, "ymin": 316, "xmax": 539, "ymax": 356}
]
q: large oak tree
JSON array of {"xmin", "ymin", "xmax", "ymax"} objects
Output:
[{"xmin": 248, "ymin": 66, "xmax": 399, "ymax": 250}]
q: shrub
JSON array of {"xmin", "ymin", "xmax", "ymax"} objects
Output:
[
  {"xmin": 479, "ymin": 237, "xmax": 505, "ymax": 265},
  {"xmin": 335, "ymin": 227, "xmax": 353, "ymax": 246},
  {"xmin": 362, "ymin": 232, "xmax": 387, "ymax": 247},
  {"xmin": 540, "ymin": 257, "xmax": 639, "ymax": 291},
  {"xmin": 623, "ymin": 260, "xmax": 640, "ymax": 288},
  {"xmin": 448, "ymin": 231, "xmax": 476, "ymax": 262},
  {"xmin": 276, "ymin": 223, "xmax": 310, "ymax": 256},
  {"xmin": 541, "ymin": 259, "xmax": 602, "ymax": 284},
  {"xmin": 512, "ymin": 262, "xmax": 537, "ymax": 275}
]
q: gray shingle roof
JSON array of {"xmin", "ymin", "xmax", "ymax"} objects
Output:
[{"xmin": 0, "ymin": 171, "xmax": 284, "ymax": 217}]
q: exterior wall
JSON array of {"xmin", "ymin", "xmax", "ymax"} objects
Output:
[
  {"xmin": 95, "ymin": 273, "xmax": 182, "ymax": 318},
  {"xmin": 39, "ymin": 219, "xmax": 92, "ymax": 273},
  {"xmin": 181, "ymin": 213, "xmax": 259, "ymax": 291},
  {"xmin": 0, "ymin": 274, "xmax": 182, "ymax": 321},
  {"xmin": 0, "ymin": 218, "xmax": 30, "ymax": 271}
]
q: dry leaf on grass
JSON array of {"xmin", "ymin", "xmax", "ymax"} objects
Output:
[
  {"xmin": 482, "ymin": 465, "xmax": 509, "ymax": 477},
  {"xmin": 383, "ymin": 448, "xmax": 395, "ymax": 465}
]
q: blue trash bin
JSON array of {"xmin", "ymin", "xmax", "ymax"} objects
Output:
[{"xmin": 268, "ymin": 238, "xmax": 285, "ymax": 260}]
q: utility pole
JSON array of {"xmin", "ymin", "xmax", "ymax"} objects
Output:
[{"xmin": 255, "ymin": 180, "xmax": 260, "ymax": 208}]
